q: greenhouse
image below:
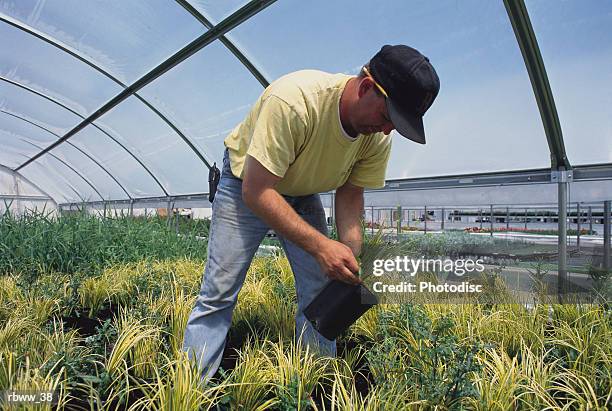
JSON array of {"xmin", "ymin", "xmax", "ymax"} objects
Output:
[{"xmin": 1, "ymin": 0, "xmax": 611, "ymax": 409}]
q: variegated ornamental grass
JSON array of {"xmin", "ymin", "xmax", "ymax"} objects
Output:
[
  {"xmin": 0, "ymin": 256, "xmax": 609, "ymax": 409},
  {"xmin": 0, "ymin": 212, "xmax": 610, "ymax": 409}
]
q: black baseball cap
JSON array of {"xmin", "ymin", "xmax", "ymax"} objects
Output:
[{"xmin": 368, "ymin": 45, "xmax": 440, "ymax": 144}]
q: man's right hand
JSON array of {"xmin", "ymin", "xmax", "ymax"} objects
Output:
[{"xmin": 313, "ymin": 238, "xmax": 362, "ymax": 285}]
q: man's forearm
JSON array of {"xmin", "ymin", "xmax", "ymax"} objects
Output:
[
  {"xmin": 243, "ymin": 187, "xmax": 326, "ymax": 256},
  {"xmin": 335, "ymin": 187, "xmax": 364, "ymax": 257},
  {"xmin": 241, "ymin": 155, "xmax": 360, "ymax": 284}
]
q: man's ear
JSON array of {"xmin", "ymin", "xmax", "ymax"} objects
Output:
[{"xmin": 357, "ymin": 77, "xmax": 374, "ymax": 98}]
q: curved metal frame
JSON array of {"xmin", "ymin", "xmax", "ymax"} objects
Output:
[
  {"xmin": 0, "ymin": 75, "xmax": 169, "ymax": 196},
  {"xmin": 1, "ymin": 0, "xmax": 278, "ymax": 204},
  {"xmin": 503, "ymin": 0, "xmax": 569, "ymax": 170},
  {"xmin": 0, "ymin": 109, "xmax": 131, "ymax": 199},
  {"xmin": 0, "ymin": 1, "xmax": 272, "ymax": 177},
  {"xmin": 503, "ymin": 0, "xmax": 572, "ymax": 298},
  {"xmin": 10, "ymin": 0, "xmax": 276, "ymax": 175},
  {"xmin": 0, "ymin": 13, "xmax": 213, "ymax": 172}
]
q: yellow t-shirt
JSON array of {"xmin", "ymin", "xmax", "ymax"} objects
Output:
[{"xmin": 224, "ymin": 70, "xmax": 392, "ymax": 196}]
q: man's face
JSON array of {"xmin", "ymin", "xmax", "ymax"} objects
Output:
[{"xmin": 352, "ymin": 78, "xmax": 395, "ymax": 135}]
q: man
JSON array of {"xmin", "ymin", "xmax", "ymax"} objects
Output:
[{"xmin": 183, "ymin": 44, "xmax": 440, "ymax": 379}]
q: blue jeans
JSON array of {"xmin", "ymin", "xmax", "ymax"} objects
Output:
[{"xmin": 183, "ymin": 149, "xmax": 336, "ymax": 379}]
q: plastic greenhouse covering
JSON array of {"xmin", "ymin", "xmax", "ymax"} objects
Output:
[
  {"xmin": 1, "ymin": 3, "xmax": 612, "ymax": 407},
  {"xmin": 0, "ymin": 0, "xmax": 610, "ymax": 210}
]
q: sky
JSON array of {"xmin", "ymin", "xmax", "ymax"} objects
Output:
[{"xmin": 0, "ymin": 0, "xmax": 610, "ymax": 202}]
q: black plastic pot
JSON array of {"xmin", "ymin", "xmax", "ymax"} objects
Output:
[{"xmin": 304, "ymin": 280, "xmax": 378, "ymax": 340}]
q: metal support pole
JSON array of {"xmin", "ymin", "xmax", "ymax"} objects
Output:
[
  {"xmin": 524, "ymin": 208, "xmax": 528, "ymax": 230},
  {"xmin": 576, "ymin": 203, "xmax": 581, "ymax": 251},
  {"xmin": 166, "ymin": 200, "xmax": 172, "ymax": 225},
  {"xmin": 129, "ymin": 199, "xmax": 134, "ymax": 217},
  {"xmin": 506, "ymin": 207, "xmax": 510, "ymax": 231},
  {"xmin": 588, "ymin": 206, "xmax": 593, "ymax": 234},
  {"xmin": 479, "ymin": 209, "xmax": 483, "ymax": 230},
  {"xmin": 441, "ymin": 208, "xmax": 445, "ymax": 231},
  {"xmin": 604, "ymin": 200, "xmax": 611, "ymax": 272},
  {"xmin": 407, "ymin": 209, "xmax": 410, "ymax": 228},
  {"xmin": 558, "ymin": 180, "xmax": 568, "ymax": 300},
  {"xmin": 490, "ymin": 205, "xmax": 494, "ymax": 236},
  {"xmin": 371, "ymin": 206, "xmax": 374, "ymax": 235},
  {"xmin": 397, "ymin": 205, "xmax": 402, "ymax": 237},
  {"xmin": 424, "ymin": 206, "xmax": 428, "ymax": 233}
]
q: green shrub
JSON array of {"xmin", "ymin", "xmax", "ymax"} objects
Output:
[{"xmin": 367, "ymin": 304, "xmax": 485, "ymax": 409}]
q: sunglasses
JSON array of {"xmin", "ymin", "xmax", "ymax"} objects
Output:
[{"xmin": 362, "ymin": 66, "xmax": 389, "ymax": 98}]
